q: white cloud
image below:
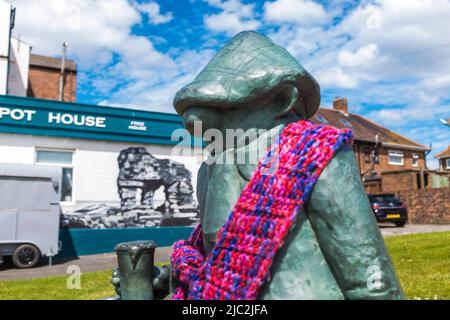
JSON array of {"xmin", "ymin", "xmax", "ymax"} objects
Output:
[
  {"xmin": 206, "ymin": 0, "xmax": 255, "ymax": 16},
  {"xmin": 266, "ymin": 0, "xmax": 450, "ymax": 91},
  {"xmin": 9, "ymin": 0, "xmax": 173, "ymax": 71},
  {"xmin": 138, "ymin": 2, "xmax": 173, "ymax": 25},
  {"xmin": 422, "ymin": 74, "xmax": 450, "ymax": 90},
  {"xmin": 100, "ymin": 48, "xmax": 216, "ymax": 112},
  {"xmin": 203, "ymin": 0, "xmax": 260, "ymax": 35},
  {"xmin": 368, "ymin": 103, "xmax": 449, "ymax": 127},
  {"xmin": 9, "ymin": 0, "xmax": 187, "ymax": 112},
  {"xmin": 264, "ymin": 0, "xmax": 328, "ymax": 26},
  {"xmin": 205, "ymin": 12, "xmax": 260, "ymax": 35},
  {"xmin": 317, "ymin": 67, "xmax": 359, "ymax": 88},
  {"xmin": 337, "ymin": 0, "xmax": 450, "ymax": 79},
  {"xmin": 338, "ymin": 44, "xmax": 378, "ymax": 67}
]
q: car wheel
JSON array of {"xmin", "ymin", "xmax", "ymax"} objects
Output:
[
  {"xmin": 12, "ymin": 244, "xmax": 41, "ymax": 268},
  {"xmin": 395, "ymin": 221, "xmax": 406, "ymax": 228}
]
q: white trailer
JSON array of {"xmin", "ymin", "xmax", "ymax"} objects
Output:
[{"xmin": 0, "ymin": 164, "xmax": 61, "ymax": 268}]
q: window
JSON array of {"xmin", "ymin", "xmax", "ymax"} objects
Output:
[
  {"xmin": 388, "ymin": 150, "xmax": 404, "ymax": 166},
  {"xmin": 369, "ymin": 194, "xmax": 401, "ymax": 205},
  {"xmin": 315, "ymin": 115, "xmax": 329, "ymax": 124},
  {"xmin": 36, "ymin": 150, "xmax": 73, "ymax": 164},
  {"xmin": 446, "ymin": 158, "xmax": 450, "ymax": 169},
  {"xmin": 412, "ymin": 153, "xmax": 419, "ymax": 167},
  {"xmin": 339, "ymin": 118, "xmax": 353, "ymax": 127},
  {"xmin": 36, "ymin": 149, "xmax": 74, "ymax": 203}
]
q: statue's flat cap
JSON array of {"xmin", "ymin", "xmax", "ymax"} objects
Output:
[{"xmin": 173, "ymin": 31, "xmax": 320, "ymax": 119}]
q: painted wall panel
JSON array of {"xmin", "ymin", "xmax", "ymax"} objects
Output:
[
  {"xmin": 58, "ymin": 226, "xmax": 194, "ymax": 257},
  {"xmin": 0, "ymin": 132, "xmax": 203, "ymax": 229}
]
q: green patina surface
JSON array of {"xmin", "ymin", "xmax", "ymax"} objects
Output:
[{"xmin": 173, "ymin": 31, "xmax": 404, "ymax": 299}]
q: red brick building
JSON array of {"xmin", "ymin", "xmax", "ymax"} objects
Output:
[
  {"xmin": 27, "ymin": 53, "xmax": 77, "ymax": 102},
  {"xmin": 311, "ymin": 98, "xmax": 430, "ymax": 193}
]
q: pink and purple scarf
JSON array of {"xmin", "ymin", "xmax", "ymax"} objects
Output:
[{"xmin": 170, "ymin": 120, "xmax": 353, "ymax": 300}]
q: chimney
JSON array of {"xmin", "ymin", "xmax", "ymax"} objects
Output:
[{"xmin": 333, "ymin": 97, "xmax": 348, "ymax": 114}]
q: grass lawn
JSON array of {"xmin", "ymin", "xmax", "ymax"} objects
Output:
[
  {"xmin": 0, "ymin": 268, "xmax": 115, "ymax": 300},
  {"xmin": 0, "ymin": 261, "xmax": 167, "ymax": 300},
  {"xmin": 384, "ymin": 231, "xmax": 450, "ymax": 300},
  {"xmin": 0, "ymin": 232, "xmax": 449, "ymax": 300}
]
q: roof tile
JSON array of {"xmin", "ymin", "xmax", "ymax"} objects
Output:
[
  {"xmin": 311, "ymin": 108, "xmax": 428, "ymax": 150},
  {"xmin": 436, "ymin": 145, "xmax": 450, "ymax": 159},
  {"xmin": 29, "ymin": 54, "xmax": 77, "ymax": 72}
]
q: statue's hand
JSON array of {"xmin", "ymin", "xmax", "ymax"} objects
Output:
[
  {"xmin": 111, "ymin": 264, "xmax": 171, "ymax": 300},
  {"xmin": 111, "ymin": 267, "xmax": 121, "ymax": 297},
  {"xmin": 153, "ymin": 265, "xmax": 170, "ymax": 299}
]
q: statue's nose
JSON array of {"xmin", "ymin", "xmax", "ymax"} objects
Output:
[{"xmin": 183, "ymin": 106, "xmax": 222, "ymax": 136}]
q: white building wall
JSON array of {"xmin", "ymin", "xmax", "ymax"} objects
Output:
[
  {"xmin": 0, "ymin": 144, "xmax": 34, "ymax": 164},
  {"xmin": 0, "ymin": 133, "xmax": 203, "ymax": 212},
  {"xmin": 0, "ymin": 0, "xmax": 12, "ymax": 95},
  {"xmin": 75, "ymin": 149, "xmax": 120, "ymax": 204},
  {"xmin": 7, "ymin": 37, "xmax": 31, "ymax": 96},
  {"xmin": 0, "ymin": 59, "xmax": 7, "ymax": 95}
]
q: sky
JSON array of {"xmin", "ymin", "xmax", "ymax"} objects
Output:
[{"xmin": 7, "ymin": 0, "xmax": 450, "ymax": 168}]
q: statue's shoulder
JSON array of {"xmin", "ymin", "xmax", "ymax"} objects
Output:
[
  {"xmin": 308, "ymin": 143, "xmax": 359, "ymax": 206},
  {"xmin": 315, "ymin": 144, "xmax": 356, "ymax": 185}
]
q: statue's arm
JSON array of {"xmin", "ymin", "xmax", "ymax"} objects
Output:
[
  {"xmin": 197, "ymin": 161, "xmax": 209, "ymax": 224},
  {"xmin": 307, "ymin": 145, "xmax": 404, "ymax": 300},
  {"xmin": 201, "ymin": 157, "xmax": 243, "ymax": 253}
]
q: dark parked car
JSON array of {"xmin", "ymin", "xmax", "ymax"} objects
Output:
[{"xmin": 368, "ymin": 194, "xmax": 407, "ymax": 227}]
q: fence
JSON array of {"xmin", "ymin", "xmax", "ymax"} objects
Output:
[{"xmin": 395, "ymin": 188, "xmax": 450, "ymax": 224}]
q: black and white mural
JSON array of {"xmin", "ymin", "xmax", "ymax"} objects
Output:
[{"xmin": 61, "ymin": 147, "xmax": 199, "ymax": 228}]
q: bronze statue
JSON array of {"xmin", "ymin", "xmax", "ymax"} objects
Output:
[{"xmin": 113, "ymin": 31, "xmax": 404, "ymax": 300}]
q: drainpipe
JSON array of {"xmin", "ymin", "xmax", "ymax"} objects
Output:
[
  {"xmin": 424, "ymin": 143, "xmax": 432, "ymax": 170},
  {"xmin": 371, "ymin": 134, "xmax": 379, "ymax": 175},
  {"xmin": 5, "ymin": 6, "xmax": 15, "ymax": 95},
  {"xmin": 59, "ymin": 42, "xmax": 68, "ymax": 101},
  {"xmin": 419, "ymin": 169, "xmax": 425, "ymax": 190},
  {"xmin": 355, "ymin": 144, "xmax": 363, "ymax": 178}
]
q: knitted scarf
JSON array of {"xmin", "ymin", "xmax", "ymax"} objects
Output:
[{"xmin": 170, "ymin": 120, "xmax": 353, "ymax": 300}]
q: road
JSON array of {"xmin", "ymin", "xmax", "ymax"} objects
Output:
[
  {"xmin": 1, "ymin": 224, "xmax": 450, "ymax": 281},
  {"xmin": 0, "ymin": 246, "xmax": 172, "ymax": 281},
  {"xmin": 379, "ymin": 223, "xmax": 450, "ymax": 237}
]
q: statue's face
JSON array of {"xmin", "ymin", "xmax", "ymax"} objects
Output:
[
  {"xmin": 182, "ymin": 103, "xmax": 279, "ymax": 138},
  {"xmin": 181, "ymin": 89, "xmax": 303, "ymax": 138}
]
